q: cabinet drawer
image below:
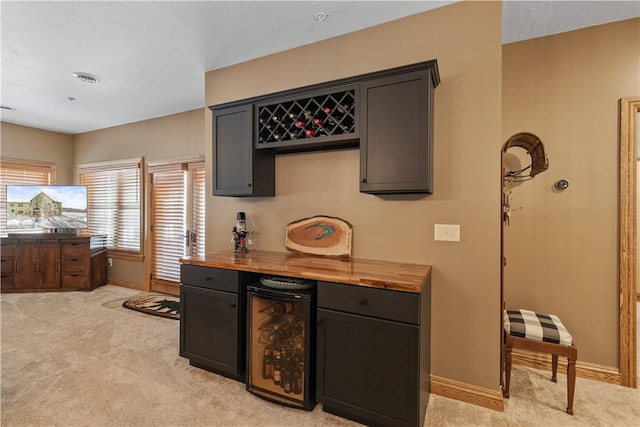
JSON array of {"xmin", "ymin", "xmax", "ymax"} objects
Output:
[
  {"xmin": 61, "ymin": 242, "xmax": 89, "ymax": 256},
  {"xmin": 180, "ymin": 264, "xmax": 240, "ymax": 293},
  {"xmin": 1, "ymin": 257, "xmax": 15, "ymax": 273},
  {"xmin": 62, "ymin": 272, "xmax": 89, "ymax": 288},
  {"xmin": 318, "ymin": 281, "xmax": 419, "ymax": 324},
  {"xmin": 62, "ymin": 255, "xmax": 88, "ymax": 272}
]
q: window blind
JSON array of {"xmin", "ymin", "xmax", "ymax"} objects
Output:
[
  {"xmin": 0, "ymin": 157, "xmax": 56, "ymax": 235},
  {"xmin": 151, "ymin": 168, "xmax": 186, "ymax": 282},
  {"xmin": 78, "ymin": 158, "xmax": 142, "ymax": 254}
]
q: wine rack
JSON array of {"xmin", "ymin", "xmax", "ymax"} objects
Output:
[{"xmin": 257, "ymin": 88, "xmax": 357, "ymax": 149}]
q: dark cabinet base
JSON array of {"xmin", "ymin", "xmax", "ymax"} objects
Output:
[
  {"xmin": 317, "ymin": 309, "xmax": 420, "ymax": 427},
  {"xmin": 180, "ymin": 283, "xmax": 245, "ymax": 381}
]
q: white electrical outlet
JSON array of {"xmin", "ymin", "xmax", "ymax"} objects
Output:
[
  {"xmin": 107, "ymin": 258, "xmax": 113, "ymax": 267},
  {"xmin": 434, "ymin": 224, "xmax": 460, "ymax": 242}
]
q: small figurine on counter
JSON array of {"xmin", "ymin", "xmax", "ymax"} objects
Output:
[{"xmin": 231, "ymin": 212, "xmax": 253, "ymax": 253}]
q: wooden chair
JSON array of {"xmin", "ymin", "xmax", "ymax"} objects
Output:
[{"xmin": 503, "ymin": 308, "xmax": 578, "ymax": 415}]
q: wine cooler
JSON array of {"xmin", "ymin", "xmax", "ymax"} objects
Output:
[{"xmin": 246, "ymin": 280, "xmax": 317, "ymax": 410}]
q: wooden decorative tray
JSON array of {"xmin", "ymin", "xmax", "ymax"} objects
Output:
[{"xmin": 285, "ymin": 215, "xmax": 352, "ymax": 257}]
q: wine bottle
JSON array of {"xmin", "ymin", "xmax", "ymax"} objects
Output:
[
  {"xmin": 273, "ymin": 350, "xmax": 282, "ymax": 385},
  {"xmin": 282, "ymin": 349, "xmax": 293, "ymax": 393},
  {"xmin": 261, "ymin": 302, "xmax": 292, "ymax": 316},
  {"xmin": 292, "ymin": 356, "xmax": 303, "ymax": 394},
  {"xmin": 337, "ymin": 104, "xmax": 351, "ymax": 114},
  {"xmin": 305, "ymin": 129, "xmax": 315, "ymax": 137},
  {"xmin": 295, "ymin": 120, "xmax": 305, "ymax": 128},
  {"xmin": 262, "ymin": 347, "xmax": 273, "ymax": 379}
]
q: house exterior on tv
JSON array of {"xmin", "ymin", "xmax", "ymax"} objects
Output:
[{"xmin": 7, "ymin": 192, "xmax": 62, "ymax": 218}]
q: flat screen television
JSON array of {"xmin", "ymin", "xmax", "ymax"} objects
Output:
[{"xmin": 5, "ymin": 185, "xmax": 88, "ymax": 232}]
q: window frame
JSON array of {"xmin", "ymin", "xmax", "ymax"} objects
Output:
[{"xmin": 78, "ymin": 157, "xmax": 144, "ymax": 261}]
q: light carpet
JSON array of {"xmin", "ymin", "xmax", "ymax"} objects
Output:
[{"xmin": 1, "ymin": 285, "xmax": 639, "ymax": 426}]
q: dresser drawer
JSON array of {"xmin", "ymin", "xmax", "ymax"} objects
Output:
[
  {"xmin": 318, "ymin": 281, "xmax": 420, "ymax": 324},
  {"xmin": 61, "ymin": 242, "xmax": 89, "ymax": 256},
  {"xmin": 62, "ymin": 272, "xmax": 89, "ymax": 288},
  {"xmin": 180, "ymin": 264, "xmax": 240, "ymax": 293},
  {"xmin": 62, "ymin": 255, "xmax": 88, "ymax": 272}
]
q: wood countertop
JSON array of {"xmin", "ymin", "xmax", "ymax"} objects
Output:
[{"xmin": 180, "ymin": 250, "xmax": 431, "ymax": 293}]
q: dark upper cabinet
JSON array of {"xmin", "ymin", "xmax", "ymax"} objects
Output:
[
  {"xmin": 209, "ymin": 60, "xmax": 439, "ymax": 197},
  {"xmin": 360, "ymin": 68, "xmax": 437, "ymax": 194},
  {"xmin": 211, "ymin": 104, "xmax": 275, "ymax": 197}
]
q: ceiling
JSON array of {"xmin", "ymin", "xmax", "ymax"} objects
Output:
[{"xmin": 1, "ymin": 1, "xmax": 639, "ymax": 135}]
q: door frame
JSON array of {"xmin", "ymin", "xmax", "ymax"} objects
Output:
[
  {"xmin": 619, "ymin": 96, "xmax": 639, "ymax": 388},
  {"xmin": 146, "ymin": 156, "xmax": 204, "ymax": 295}
]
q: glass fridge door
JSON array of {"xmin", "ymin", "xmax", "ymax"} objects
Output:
[{"xmin": 247, "ymin": 290, "xmax": 310, "ymax": 409}]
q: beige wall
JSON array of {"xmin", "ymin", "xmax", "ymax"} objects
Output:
[
  {"xmin": 73, "ymin": 109, "xmax": 204, "ymax": 165},
  {"xmin": 205, "ymin": 1, "xmax": 503, "ymax": 390},
  {"xmin": 0, "ymin": 122, "xmax": 74, "ymax": 184},
  {"xmin": 502, "ymin": 18, "xmax": 640, "ymax": 367},
  {"xmin": 72, "ymin": 108, "xmax": 205, "ymax": 287}
]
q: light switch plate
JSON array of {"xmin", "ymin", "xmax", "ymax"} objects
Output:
[{"xmin": 434, "ymin": 224, "xmax": 460, "ymax": 242}]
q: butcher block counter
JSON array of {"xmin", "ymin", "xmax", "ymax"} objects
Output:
[
  {"xmin": 180, "ymin": 250, "xmax": 431, "ymax": 293},
  {"xmin": 179, "ymin": 250, "xmax": 432, "ymax": 427}
]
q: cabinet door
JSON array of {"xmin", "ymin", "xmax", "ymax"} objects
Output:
[
  {"xmin": 317, "ymin": 308, "xmax": 419, "ymax": 427},
  {"xmin": 360, "ymin": 69, "xmax": 434, "ymax": 194},
  {"xmin": 0, "ymin": 239, "xmax": 15, "ymax": 291},
  {"xmin": 180, "ymin": 284, "xmax": 243, "ymax": 378},
  {"xmin": 38, "ymin": 240, "xmax": 60, "ymax": 289},
  {"xmin": 14, "ymin": 241, "xmax": 40, "ymax": 289},
  {"xmin": 212, "ymin": 104, "xmax": 274, "ymax": 197}
]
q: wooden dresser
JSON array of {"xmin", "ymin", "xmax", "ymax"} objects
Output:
[
  {"xmin": 180, "ymin": 250, "xmax": 431, "ymax": 427},
  {"xmin": 1, "ymin": 234, "xmax": 108, "ymax": 292}
]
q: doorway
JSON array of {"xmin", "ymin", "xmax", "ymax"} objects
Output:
[
  {"xmin": 148, "ymin": 157, "xmax": 205, "ymax": 295},
  {"xmin": 619, "ymin": 97, "xmax": 639, "ymax": 387}
]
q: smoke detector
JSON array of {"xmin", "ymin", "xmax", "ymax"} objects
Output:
[{"xmin": 314, "ymin": 12, "xmax": 328, "ymax": 22}]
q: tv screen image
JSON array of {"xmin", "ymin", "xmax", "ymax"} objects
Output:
[{"xmin": 6, "ymin": 185, "xmax": 88, "ymax": 230}]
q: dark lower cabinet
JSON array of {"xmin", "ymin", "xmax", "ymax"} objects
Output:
[
  {"xmin": 316, "ymin": 280, "xmax": 431, "ymax": 427},
  {"xmin": 180, "ymin": 284, "xmax": 242, "ymax": 379},
  {"xmin": 317, "ymin": 309, "xmax": 419, "ymax": 427},
  {"xmin": 179, "ymin": 265, "xmax": 257, "ymax": 381},
  {"xmin": 178, "ymin": 261, "xmax": 431, "ymax": 426}
]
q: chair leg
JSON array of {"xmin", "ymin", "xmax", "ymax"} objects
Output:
[
  {"xmin": 566, "ymin": 355, "xmax": 576, "ymax": 415},
  {"xmin": 503, "ymin": 343, "xmax": 512, "ymax": 398},
  {"xmin": 551, "ymin": 354, "xmax": 558, "ymax": 383}
]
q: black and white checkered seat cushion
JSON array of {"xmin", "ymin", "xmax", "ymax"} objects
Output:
[{"xmin": 504, "ymin": 309, "xmax": 573, "ymax": 346}]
